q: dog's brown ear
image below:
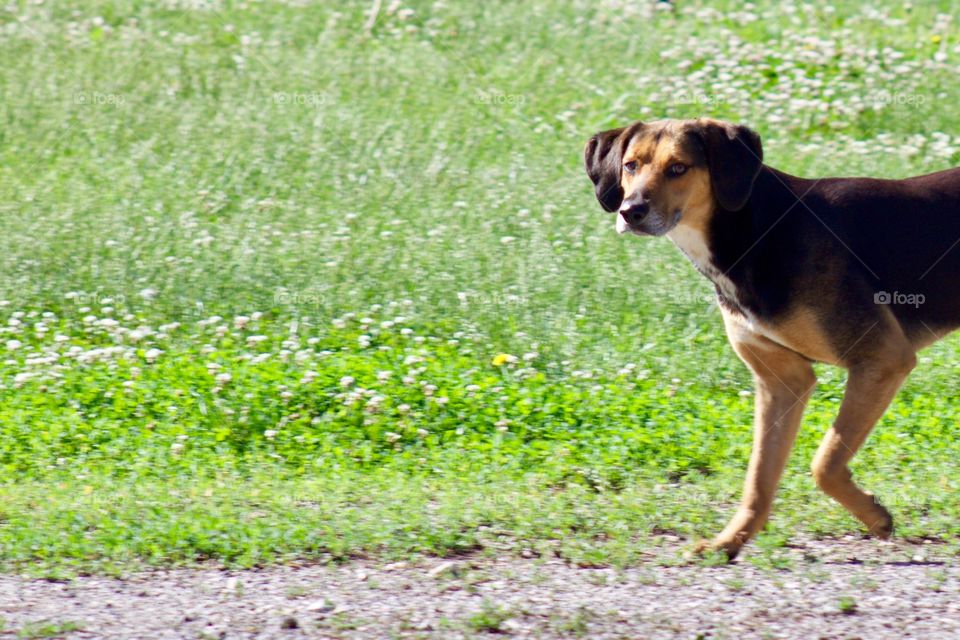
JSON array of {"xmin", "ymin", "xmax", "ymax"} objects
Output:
[
  {"xmin": 694, "ymin": 120, "xmax": 763, "ymax": 211},
  {"xmin": 584, "ymin": 126, "xmax": 628, "ymax": 212}
]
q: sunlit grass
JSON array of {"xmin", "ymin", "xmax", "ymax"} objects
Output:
[{"xmin": 0, "ymin": 0, "xmax": 959, "ymax": 571}]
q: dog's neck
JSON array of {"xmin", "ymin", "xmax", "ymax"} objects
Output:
[
  {"xmin": 667, "ymin": 166, "xmax": 811, "ymax": 318},
  {"xmin": 667, "ymin": 223, "xmax": 714, "ymax": 275},
  {"xmin": 666, "ymin": 191, "xmax": 723, "ymax": 281},
  {"xmin": 666, "ymin": 219, "xmax": 740, "ymax": 305}
]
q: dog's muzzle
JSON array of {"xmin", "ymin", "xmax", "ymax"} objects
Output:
[{"xmin": 617, "ymin": 198, "xmax": 650, "ymax": 234}]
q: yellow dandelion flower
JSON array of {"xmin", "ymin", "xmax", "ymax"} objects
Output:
[{"xmin": 491, "ymin": 353, "xmax": 512, "ymax": 366}]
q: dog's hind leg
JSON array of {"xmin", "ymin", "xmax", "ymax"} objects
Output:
[
  {"xmin": 698, "ymin": 309, "xmax": 817, "ymax": 559},
  {"xmin": 810, "ymin": 330, "xmax": 915, "ymax": 538}
]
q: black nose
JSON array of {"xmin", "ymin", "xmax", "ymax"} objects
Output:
[{"xmin": 619, "ymin": 197, "xmax": 650, "ymax": 224}]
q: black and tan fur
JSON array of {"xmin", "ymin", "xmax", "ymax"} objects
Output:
[{"xmin": 584, "ymin": 117, "xmax": 960, "ymax": 559}]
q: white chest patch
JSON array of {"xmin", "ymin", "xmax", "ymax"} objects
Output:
[{"xmin": 667, "ymin": 225, "xmax": 745, "ymax": 315}]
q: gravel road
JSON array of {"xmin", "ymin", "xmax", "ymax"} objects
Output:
[{"xmin": 1, "ymin": 538, "xmax": 958, "ymax": 639}]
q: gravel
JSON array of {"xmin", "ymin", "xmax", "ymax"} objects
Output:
[{"xmin": 1, "ymin": 538, "xmax": 958, "ymax": 639}]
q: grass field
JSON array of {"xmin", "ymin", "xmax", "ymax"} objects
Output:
[{"xmin": 2, "ymin": 0, "xmax": 960, "ymax": 576}]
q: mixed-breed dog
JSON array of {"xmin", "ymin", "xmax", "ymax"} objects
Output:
[{"xmin": 584, "ymin": 118, "xmax": 960, "ymax": 558}]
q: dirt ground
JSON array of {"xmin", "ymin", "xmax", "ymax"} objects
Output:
[{"xmin": 1, "ymin": 537, "xmax": 958, "ymax": 639}]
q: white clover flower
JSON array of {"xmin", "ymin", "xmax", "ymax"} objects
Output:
[
  {"xmin": 385, "ymin": 432, "xmax": 402, "ymax": 443},
  {"xmin": 145, "ymin": 348, "xmax": 162, "ymax": 363},
  {"xmin": 6, "ymin": 339, "xmax": 22, "ymax": 350},
  {"xmin": 264, "ymin": 429, "xmax": 277, "ymax": 439},
  {"xmin": 340, "ymin": 375, "xmax": 355, "ymax": 388}
]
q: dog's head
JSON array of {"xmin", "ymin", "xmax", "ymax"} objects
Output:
[{"xmin": 584, "ymin": 118, "xmax": 763, "ymax": 236}]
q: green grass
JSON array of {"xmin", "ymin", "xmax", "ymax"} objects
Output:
[
  {"xmin": 16, "ymin": 620, "xmax": 83, "ymax": 640},
  {"xmin": 466, "ymin": 600, "xmax": 516, "ymax": 633},
  {"xmin": 1, "ymin": 0, "xmax": 960, "ymax": 573}
]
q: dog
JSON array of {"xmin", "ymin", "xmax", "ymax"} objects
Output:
[{"xmin": 584, "ymin": 117, "xmax": 960, "ymax": 558}]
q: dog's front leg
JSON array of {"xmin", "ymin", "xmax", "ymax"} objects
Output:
[{"xmin": 697, "ymin": 311, "xmax": 816, "ymax": 559}]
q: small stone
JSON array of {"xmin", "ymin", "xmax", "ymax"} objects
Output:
[
  {"xmin": 501, "ymin": 618, "xmax": 523, "ymax": 631},
  {"xmin": 427, "ymin": 561, "xmax": 459, "ymax": 579},
  {"xmin": 306, "ymin": 600, "xmax": 335, "ymax": 613}
]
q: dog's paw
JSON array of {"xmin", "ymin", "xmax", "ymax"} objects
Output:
[
  {"xmin": 866, "ymin": 505, "xmax": 894, "ymax": 539},
  {"xmin": 690, "ymin": 538, "xmax": 742, "ymax": 562}
]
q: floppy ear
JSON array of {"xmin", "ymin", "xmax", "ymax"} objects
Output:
[
  {"xmin": 694, "ymin": 120, "xmax": 763, "ymax": 211},
  {"xmin": 584, "ymin": 126, "xmax": 628, "ymax": 212}
]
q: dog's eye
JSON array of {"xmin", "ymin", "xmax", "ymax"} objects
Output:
[
  {"xmin": 667, "ymin": 163, "xmax": 687, "ymax": 176},
  {"xmin": 623, "ymin": 160, "xmax": 638, "ymax": 174}
]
